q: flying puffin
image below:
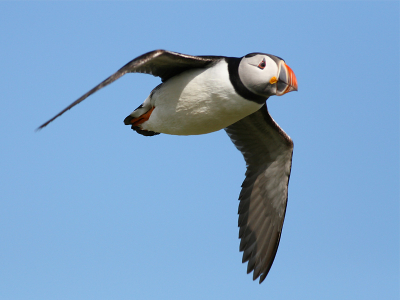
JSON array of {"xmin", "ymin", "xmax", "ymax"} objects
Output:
[{"xmin": 38, "ymin": 50, "xmax": 298, "ymax": 283}]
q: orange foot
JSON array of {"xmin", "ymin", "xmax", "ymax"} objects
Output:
[{"xmin": 124, "ymin": 106, "xmax": 155, "ymax": 127}]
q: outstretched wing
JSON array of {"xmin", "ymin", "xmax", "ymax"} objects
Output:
[
  {"xmin": 37, "ymin": 50, "xmax": 223, "ymax": 129},
  {"xmin": 224, "ymin": 104, "xmax": 293, "ymax": 283}
]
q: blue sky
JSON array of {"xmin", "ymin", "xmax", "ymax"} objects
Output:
[{"xmin": 1, "ymin": 1, "xmax": 398, "ymax": 299}]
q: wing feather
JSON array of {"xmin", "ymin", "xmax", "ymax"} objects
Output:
[
  {"xmin": 225, "ymin": 104, "xmax": 293, "ymax": 283},
  {"xmin": 37, "ymin": 50, "xmax": 223, "ymax": 129}
]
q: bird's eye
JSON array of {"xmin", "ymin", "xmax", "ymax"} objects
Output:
[{"xmin": 258, "ymin": 59, "xmax": 266, "ymax": 69}]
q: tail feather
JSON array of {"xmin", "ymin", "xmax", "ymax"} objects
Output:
[{"xmin": 130, "ymin": 125, "xmax": 160, "ymax": 136}]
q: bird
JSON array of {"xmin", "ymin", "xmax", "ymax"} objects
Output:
[{"xmin": 38, "ymin": 49, "xmax": 298, "ymax": 283}]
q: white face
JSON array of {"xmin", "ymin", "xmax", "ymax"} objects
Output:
[{"xmin": 238, "ymin": 54, "xmax": 280, "ymax": 98}]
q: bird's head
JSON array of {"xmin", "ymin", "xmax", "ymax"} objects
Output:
[{"xmin": 238, "ymin": 53, "xmax": 298, "ymax": 98}]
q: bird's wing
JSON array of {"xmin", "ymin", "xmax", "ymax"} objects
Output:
[
  {"xmin": 37, "ymin": 50, "xmax": 223, "ymax": 129},
  {"xmin": 224, "ymin": 104, "xmax": 293, "ymax": 283}
]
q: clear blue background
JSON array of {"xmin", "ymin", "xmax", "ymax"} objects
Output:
[{"xmin": 1, "ymin": 1, "xmax": 398, "ymax": 299}]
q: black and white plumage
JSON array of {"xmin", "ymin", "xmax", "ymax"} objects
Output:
[{"xmin": 38, "ymin": 50, "xmax": 298, "ymax": 283}]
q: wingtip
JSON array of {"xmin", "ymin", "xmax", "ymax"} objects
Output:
[
  {"xmin": 36, "ymin": 119, "xmax": 52, "ymax": 131},
  {"xmin": 259, "ymin": 272, "xmax": 267, "ymax": 284},
  {"xmin": 35, "ymin": 124, "xmax": 45, "ymax": 132}
]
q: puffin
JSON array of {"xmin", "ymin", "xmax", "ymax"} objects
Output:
[{"xmin": 38, "ymin": 50, "xmax": 298, "ymax": 283}]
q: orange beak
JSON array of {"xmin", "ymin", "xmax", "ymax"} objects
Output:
[{"xmin": 276, "ymin": 62, "xmax": 298, "ymax": 96}]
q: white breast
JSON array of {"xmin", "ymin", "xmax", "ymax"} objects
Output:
[{"xmin": 141, "ymin": 60, "xmax": 263, "ymax": 135}]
